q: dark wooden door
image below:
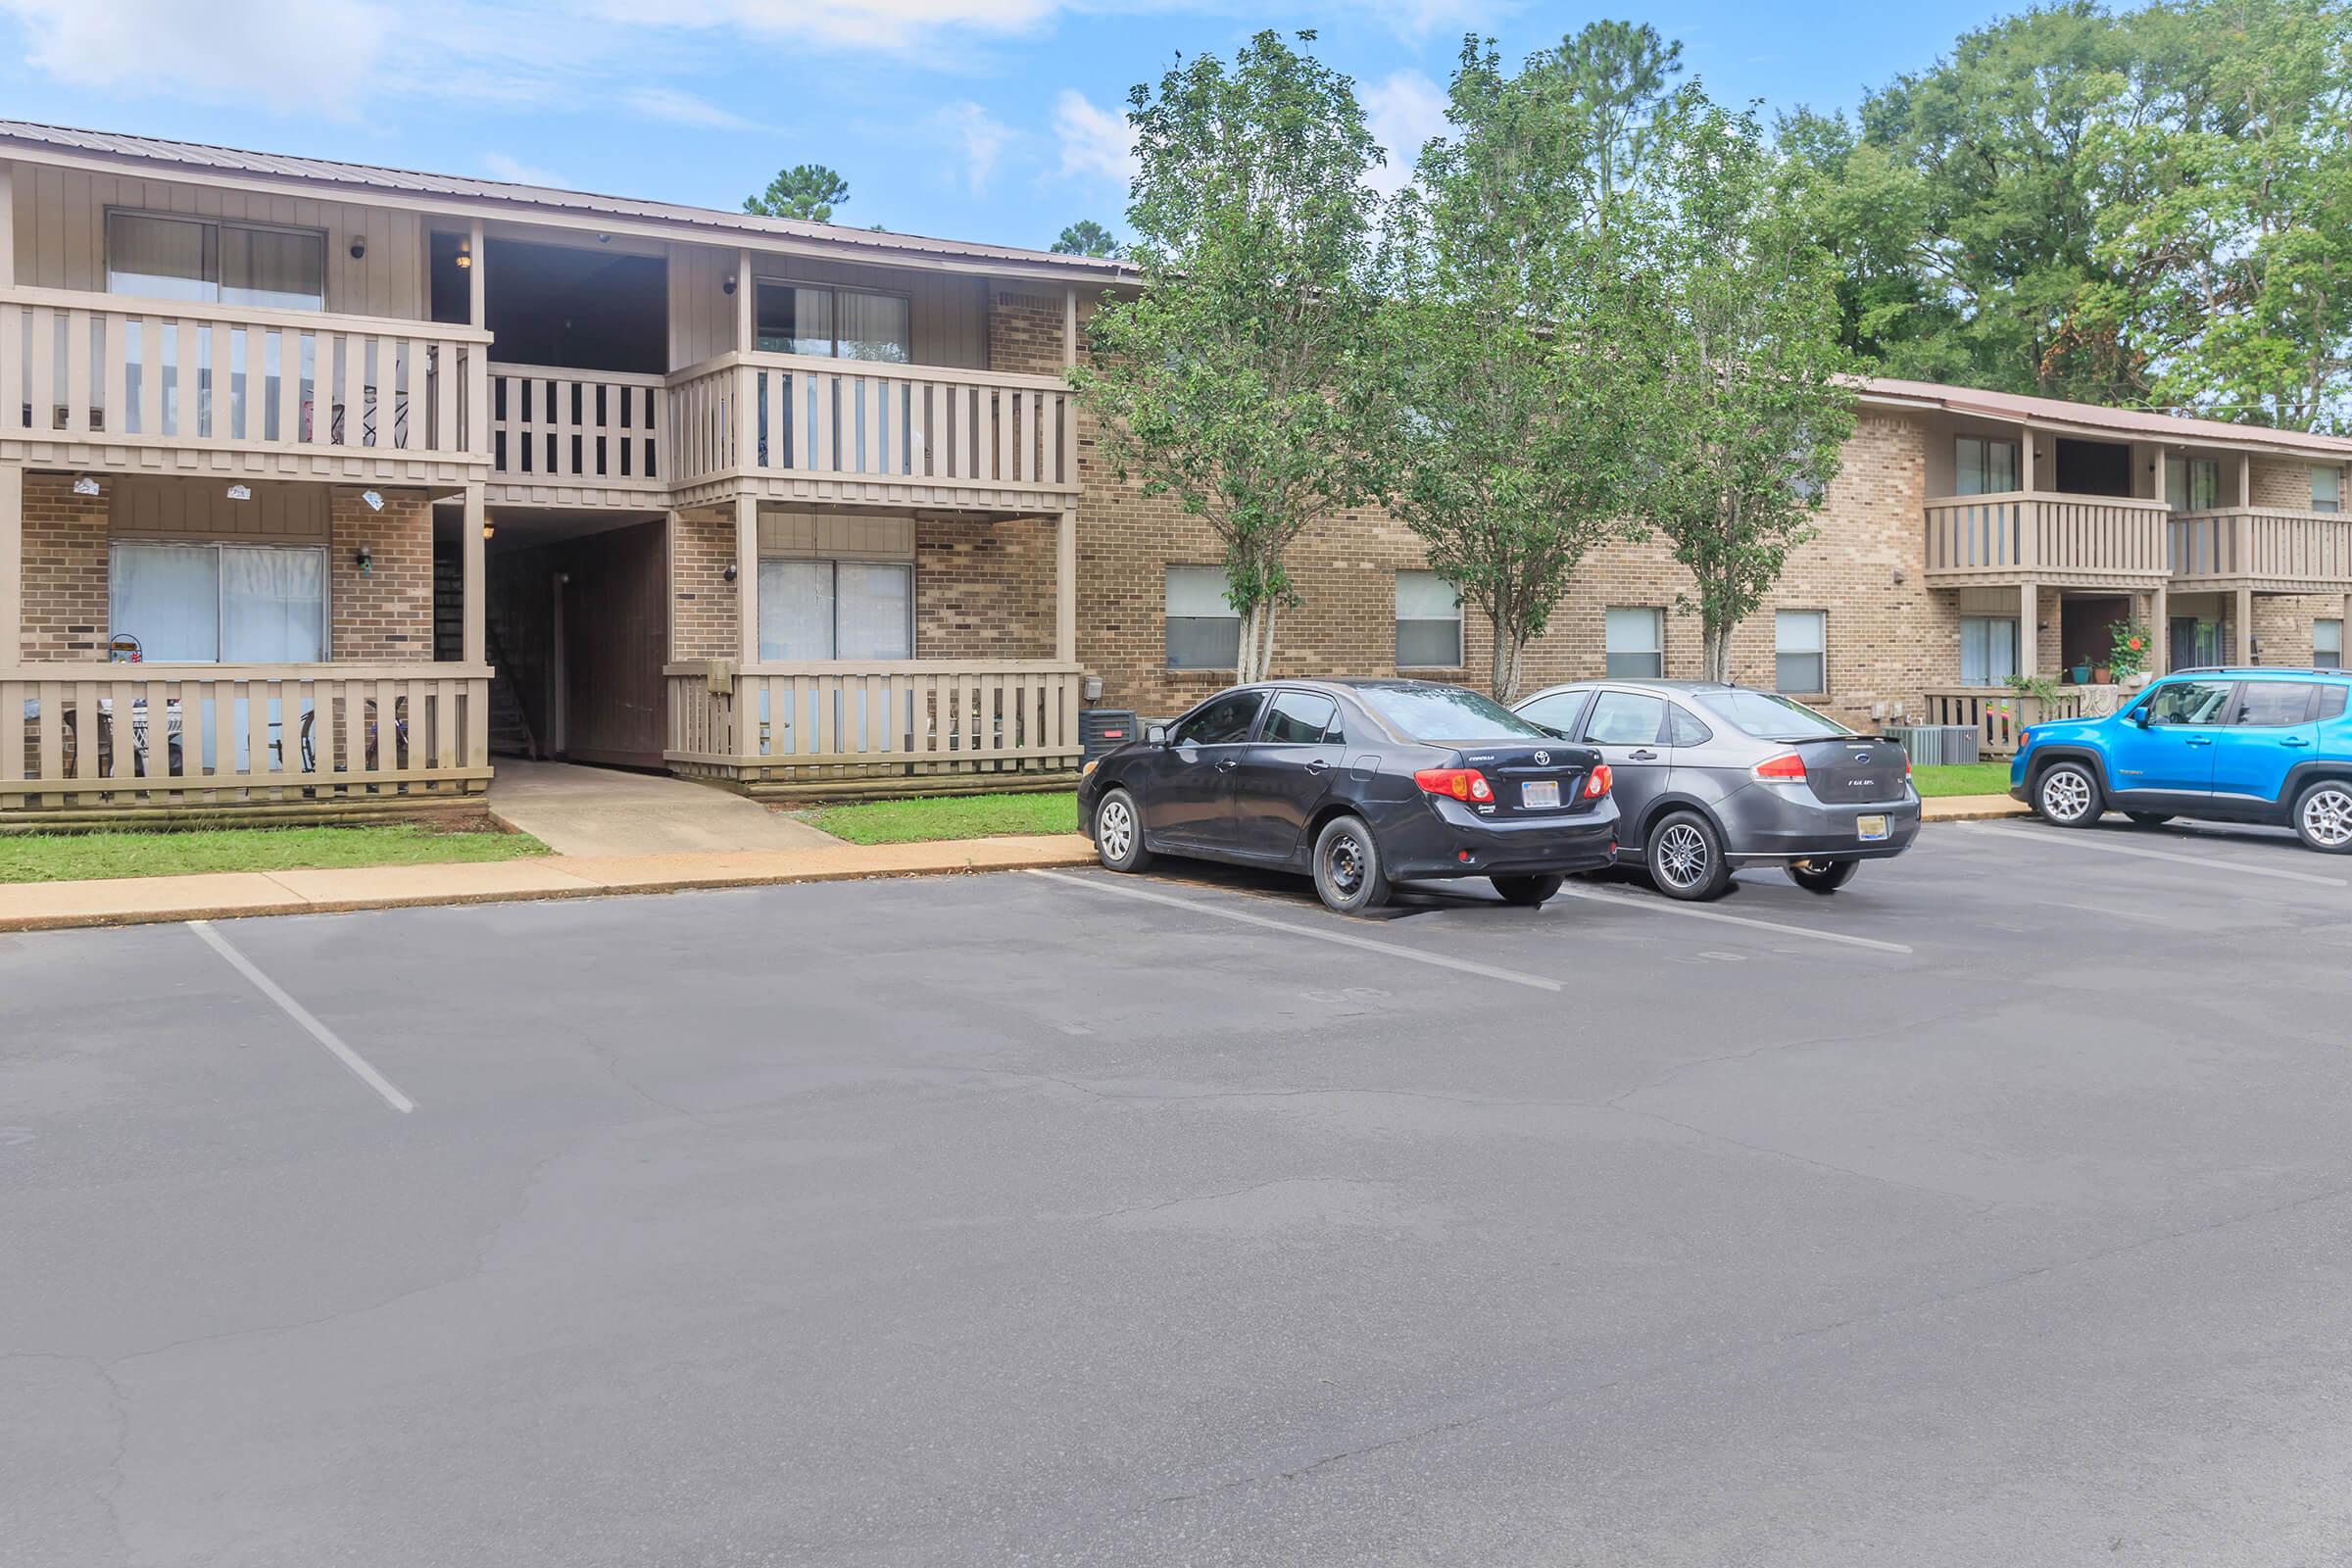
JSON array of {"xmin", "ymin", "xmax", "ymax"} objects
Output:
[{"xmin": 558, "ymin": 520, "xmax": 668, "ymax": 767}]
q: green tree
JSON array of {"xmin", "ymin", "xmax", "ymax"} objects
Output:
[
  {"xmin": 1069, "ymin": 30, "xmax": 1387, "ymax": 682},
  {"xmin": 1051, "ymin": 220, "xmax": 1123, "ymax": 258},
  {"xmin": 744, "ymin": 164, "xmax": 850, "ymax": 222},
  {"xmin": 1547, "ymin": 19, "xmax": 1686, "ymax": 223},
  {"xmin": 1376, "ymin": 39, "xmax": 1655, "ymax": 700},
  {"xmin": 1638, "ymin": 94, "xmax": 1858, "ymax": 682}
]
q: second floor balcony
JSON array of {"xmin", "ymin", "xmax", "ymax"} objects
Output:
[
  {"xmin": 1923, "ymin": 491, "xmax": 2174, "ymax": 588},
  {"xmin": 2168, "ymin": 507, "xmax": 2352, "ymax": 593}
]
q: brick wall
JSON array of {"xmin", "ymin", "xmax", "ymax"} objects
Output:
[
  {"xmin": 917, "ymin": 514, "xmax": 1055, "ymax": 660},
  {"xmin": 2251, "ymin": 459, "xmax": 2340, "ymax": 510},
  {"xmin": 19, "ymin": 472, "xmax": 109, "ymax": 661},
  {"xmin": 329, "ymin": 489, "xmax": 432, "ymax": 661},
  {"xmin": 671, "ymin": 508, "xmax": 737, "ymax": 661},
  {"xmin": 989, "ymin": 291, "xmax": 1065, "ymax": 377},
  {"xmin": 2253, "ymin": 592, "xmax": 2351, "ymax": 665}
]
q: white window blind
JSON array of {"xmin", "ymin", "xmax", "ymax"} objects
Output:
[
  {"xmin": 2317, "ymin": 618, "xmax": 2343, "ymax": 669},
  {"xmin": 108, "ymin": 542, "xmax": 326, "ymax": 663},
  {"xmin": 1775, "ymin": 610, "xmax": 1827, "ymax": 694},
  {"xmin": 1396, "ymin": 570, "xmax": 1462, "ymax": 666},
  {"xmin": 1604, "ymin": 607, "xmax": 1664, "ymax": 677},
  {"xmin": 2315, "ymin": 467, "xmax": 2343, "ymax": 514},
  {"xmin": 1960, "ymin": 615, "xmax": 2020, "ymax": 686},
  {"xmin": 1166, "ymin": 565, "xmax": 1241, "ymax": 670}
]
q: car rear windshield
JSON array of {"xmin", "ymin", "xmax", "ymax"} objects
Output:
[
  {"xmin": 1358, "ymin": 685, "xmax": 1553, "ymax": 742},
  {"xmin": 1694, "ymin": 689, "xmax": 1855, "ymax": 740}
]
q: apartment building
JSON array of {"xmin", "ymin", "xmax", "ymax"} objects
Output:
[{"xmin": 5, "ymin": 122, "xmax": 2350, "ymax": 824}]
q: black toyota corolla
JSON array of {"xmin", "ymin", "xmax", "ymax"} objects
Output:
[{"xmin": 1077, "ymin": 679, "xmax": 1620, "ymax": 913}]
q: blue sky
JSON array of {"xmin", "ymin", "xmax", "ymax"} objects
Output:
[{"xmin": 0, "ymin": 0, "xmax": 2012, "ymax": 254}]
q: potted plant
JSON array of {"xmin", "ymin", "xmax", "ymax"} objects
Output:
[
  {"xmin": 2107, "ymin": 618, "xmax": 2153, "ymax": 687},
  {"xmin": 2069, "ymin": 662, "xmax": 2093, "ymax": 684}
]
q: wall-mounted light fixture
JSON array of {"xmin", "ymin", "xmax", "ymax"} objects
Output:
[
  {"xmin": 455, "ymin": 236, "xmax": 473, "ymax": 270},
  {"xmin": 722, "ymin": 272, "xmax": 738, "ymax": 296},
  {"xmin": 225, "ymin": 483, "xmax": 252, "ymax": 502},
  {"xmin": 356, "ymin": 543, "xmax": 374, "ymax": 577},
  {"xmin": 73, "ymin": 475, "xmax": 101, "ymax": 497},
  {"xmin": 722, "ymin": 563, "xmax": 739, "ymax": 582},
  {"xmin": 350, "ymin": 236, "xmax": 368, "ymax": 261},
  {"xmin": 482, "ymin": 521, "xmax": 497, "ymax": 541},
  {"xmin": 360, "ymin": 489, "xmax": 384, "ymax": 513}
]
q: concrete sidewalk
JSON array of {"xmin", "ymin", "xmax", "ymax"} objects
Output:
[
  {"xmin": 0, "ymin": 834, "xmax": 1097, "ymax": 934},
  {"xmin": 487, "ymin": 760, "xmax": 842, "ymax": 857},
  {"xmin": 1921, "ymin": 793, "xmax": 2030, "ymax": 823}
]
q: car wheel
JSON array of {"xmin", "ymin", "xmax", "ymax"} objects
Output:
[
  {"xmin": 1093, "ymin": 788, "xmax": 1153, "ymax": 873},
  {"xmin": 1490, "ymin": 873, "xmax": 1564, "ymax": 907},
  {"xmin": 2034, "ymin": 760, "xmax": 2102, "ymax": 828},
  {"xmin": 1311, "ymin": 813, "xmax": 1392, "ymax": 914},
  {"xmin": 2126, "ymin": 812, "xmax": 2173, "ymax": 828},
  {"xmin": 1787, "ymin": 858, "xmax": 1857, "ymax": 895},
  {"xmin": 1647, "ymin": 810, "xmax": 1732, "ymax": 901},
  {"xmin": 2292, "ymin": 779, "xmax": 2352, "ymax": 854}
]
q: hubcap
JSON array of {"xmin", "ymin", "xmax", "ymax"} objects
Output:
[
  {"xmin": 2042, "ymin": 768, "xmax": 2092, "ymax": 821},
  {"xmin": 1656, "ymin": 822, "xmax": 1709, "ymax": 888},
  {"xmin": 1100, "ymin": 799, "xmax": 1134, "ymax": 861},
  {"xmin": 1325, "ymin": 833, "xmax": 1366, "ymax": 896},
  {"xmin": 2304, "ymin": 786, "xmax": 2352, "ymax": 848}
]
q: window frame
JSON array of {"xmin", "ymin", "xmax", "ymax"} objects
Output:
[
  {"xmin": 1959, "ymin": 614, "xmax": 2021, "ymax": 687},
  {"xmin": 2313, "ymin": 466, "xmax": 2343, "ymax": 515},
  {"xmin": 1394, "ymin": 569, "xmax": 1464, "ymax": 669},
  {"xmin": 755, "ymin": 555, "xmax": 916, "ymax": 662},
  {"xmin": 2165, "ymin": 455, "xmax": 2221, "ymax": 513},
  {"xmin": 1164, "ymin": 564, "xmax": 1243, "ymax": 672},
  {"xmin": 107, "ymin": 538, "xmax": 333, "ymax": 663},
  {"xmin": 751, "ymin": 276, "xmax": 917, "ymax": 363},
  {"xmin": 1954, "ymin": 435, "xmax": 2021, "ymax": 497},
  {"xmin": 2315, "ymin": 617, "xmax": 2343, "ymax": 670},
  {"xmin": 1603, "ymin": 606, "xmax": 1665, "ymax": 679},
  {"xmin": 1774, "ymin": 609, "xmax": 1829, "ymax": 696},
  {"xmin": 104, "ymin": 207, "xmax": 330, "ymax": 312}
]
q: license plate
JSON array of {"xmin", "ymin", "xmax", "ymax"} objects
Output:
[
  {"xmin": 1857, "ymin": 814, "xmax": 1890, "ymax": 842},
  {"xmin": 1521, "ymin": 780, "xmax": 1561, "ymax": 809}
]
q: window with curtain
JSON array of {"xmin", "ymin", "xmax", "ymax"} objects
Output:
[
  {"xmin": 1960, "ymin": 615, "xmax": 2020, "ymax": 686},
  {"xmin": 2314, "ymin": 467, "xmax": 2343, "ymax": 514},
  {"xmin": 2317, "ymin": 618, "xmax": 2343, "ymax": 669},
  {"xmin": 1775, "ymin": 610, "xmax": 1827, "ymax": 694},
  {"xmin": 1395, "ymin": 571, "xmax": 1462, "ymax": 666},
  {"xmin": 2165, "ymin": 457, "xmax": 2220, "ymax": 513},
  {"xmin": 1165, "ymin": 565, "xmax": 1241, "ymax": 670},
  {"xmin": 107, "ymin": 211, "xmax": 324, "ymax": 310},
  {"xmin": 754, "ymin": 282, "xmax": 910, "ymax": 363},
  {"xmin": 109, "ymin": 542, "xmax": 326, "ymax": 662},
  {"xmin": 757, "ymin": 559, "xmax": 911, "ymax": 662},
  {"xmin": 1955, "ymin": 436, "xmax": 2020, "ymax": 497},
  {"xmin": 1604, "ymin": 607, "xmax": 1664, "ymax": 677}
]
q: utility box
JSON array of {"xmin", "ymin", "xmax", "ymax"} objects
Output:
[
  {"xmin": 1887, "ymin": 724, "xmax": 1981, "ymax": 767},
  {"xmin": 1081, "ymin": 709, "xmax": 1141, "ymax": 763}
]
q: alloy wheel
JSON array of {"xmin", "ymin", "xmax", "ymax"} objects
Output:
[
  {"xmin": 1099, "ymin": 798, "xmax": 1135, "ymax": 862},
  {"xmin": 1655, "ymin": 822, "xmax": 1709, "ymax": 889},
  {"xmin": 2302, "ymin": 785, "xmax": 2352, "ymax": 849},
  {"xmin": 2040, "ymin": 767, "xmax": 2093, "ymax": 823}
]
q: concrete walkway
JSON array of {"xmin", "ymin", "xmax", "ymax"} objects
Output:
[
  {"xmin": 487, "ymin": 760, "xmax": 841, "ymax": 857},
  {"xmin": 1921, "ymin": 793, "xmax": 2030, "ymax": 822},
  {"xmin": 0, "ymin": 835, "xmax": 1098, "ymax": 933}
]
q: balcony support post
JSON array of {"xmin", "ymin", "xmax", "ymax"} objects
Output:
[
  {"xmin": 1054, "ymin": 507, "xmax": 1077, "ymax": 664},
  {"xmin": 735, "ymin": 494, "xmax": 759, "ymax": 669},
  {"xmin": 2236, "ymin": 585, "xmax": 2256, "ymax": 665},
  {"xmin": 463, "ymin": 480, "xmax": 486, "ymax": 667},
  {"xmin": 2020, "ymin": 425, "xmax": 2035, "ymax": 495},
  {"xmin": 2019, "ymin": 579, "xmax": 2038, "ymax": 680},
  {"xmin": 0, "ymin": 463, "xmax": 19, "ymax": 665},
  {"xmin": 2150, "ymin": 582, "xmax": 2169, "ymax": 676},
  {"xmin": 0, "ymin": 160, "xmax": 15, "ymax": 291}
]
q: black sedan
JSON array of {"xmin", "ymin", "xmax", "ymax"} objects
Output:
[{"xmin": 1077, "ymin": 679, "xmax": 1621, "ymax": 913}]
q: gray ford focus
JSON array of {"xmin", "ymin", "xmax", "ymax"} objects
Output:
[{"xmin": 1509, "ymin": 679, "xmax": 1921, "ymax": 900}]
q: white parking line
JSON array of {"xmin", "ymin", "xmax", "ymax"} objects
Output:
[
  {"xmin": 1548, "ymin": 884, "xmax": 1916, "ymax": 955},
  {"xmin": 1026, "ymin": 869, "xmax": 1564, "ymax": 992},
  {"xmin": 1957, "ymin": 823, "xmax": 2348, "ymax": 888},
  {"xmin": 189, "ymin": 921, "xmax": 416, "ymax": 1113}
]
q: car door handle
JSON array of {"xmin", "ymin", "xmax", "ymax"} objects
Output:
[
  {"xmin": 1214, "ymin": 756, "xmax": 1239, "ymax": 772},
  {"xmin": 1629, "ymin": 749, "xmax": 1659, "ymax": 760},
  {"xmin": 1303, "ymin": 757, "xmax": 1330, "ymax": 773},
  {"xmin": 2185, "ymin": 737, "xmax": 2214, "ymax": 747},
  {"xmin": 2280, "ymin": 736, "xmax": 2313, "ymax": 747}
]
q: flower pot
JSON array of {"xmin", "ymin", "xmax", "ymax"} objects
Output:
[
  {"xmin": 2092, "ymin": 664, "xmax": 2112, "ymax": 684},
  {"xmin": 2070, "ymin": 663, "xmax": 2092, "ymax": 684}
]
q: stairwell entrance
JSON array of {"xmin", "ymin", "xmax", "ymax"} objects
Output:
[{"xmin": 439, "ymin": 509, "xmax": 670, "ymax": 769}]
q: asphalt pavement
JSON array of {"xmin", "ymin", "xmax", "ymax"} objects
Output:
[{"xmin": 5, "ymin": 817, "xmax": 2350, "ymax": 1566}]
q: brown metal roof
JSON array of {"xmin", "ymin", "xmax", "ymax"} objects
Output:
[
  {"xmin": 1860, "ymin": 375, "xmax": 2352, "ymax": 459},
  {"xmin": 0, "ymin": 119, "xmax": 1136, "ymax": 283}
]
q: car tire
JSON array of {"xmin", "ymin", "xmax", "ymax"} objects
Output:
[
  {"xmin": 2126, "ymin": 812, "xmax": 2173, "ymax": 828},
  {"xmin": 1093, "ymin": 788, "xmax": 1153, "ymax": 873},
  {"xmin": 1787, "ymin": 858, "xmax": 1857, "ymax": 895},
  {"xmin": 1311, "ymin": 813, "xmax": 1392, "ymax": 914},
  {"xmin": 1646, "ymin": 809, "xmax": 1732, "ymax": 902},
  {"xmin": 1490, "ymin": 873, "xmax": 1564, "ymax": 907},
  {"xmin": 2291, "ymin": 779, "xmax": 2352, "ymax": 854},
  {"xmin": 2034, "ymin": 760, "xmax": 2103, "ymax": 828}
]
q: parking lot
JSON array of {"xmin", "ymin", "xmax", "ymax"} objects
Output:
[{"xmin": 7, "ymin": 816, "xmax": 2352, "ymax": 1566}]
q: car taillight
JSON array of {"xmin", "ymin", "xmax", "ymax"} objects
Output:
[
  {"xmin": 1414, "ymin": 767, "xmax": 1493, "ymax": 803},
  {"xmin": 1752, "ymin": 751, "xmax": 1806, "ymax": 782},
  {"xmin": 1584, "ymin": 763, "xmax": 1613, "ymax": 799}
]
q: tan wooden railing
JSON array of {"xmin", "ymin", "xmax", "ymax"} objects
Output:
[
  {"xmin": 664, "ymin": 660, "xmax": 1085, "ymax": 777},
  {"xmin": 665, "ymin": 353, "xmax": 1077, "ymax": 493},
  {"xmin": 2169, "ymin": 508, "xmax": 2352, "ymax": 589},
  {"xmin": 2, "ymin": 664, "xmax": 492, "ymax": 812},
  {"xmin": 488, "ymin": 363, "xmax": 664, "ymax": 488},
  {"xmin": 1923, "ymin": 687, "xmax": 2085, "ymax": 757},
  {"xmin": 1924, "ymin": 492, "xmax": 2172, "ymax": 580},
  {"xmin": 2, "ymin": 286, "xmax": 491, "ymax": 462}
]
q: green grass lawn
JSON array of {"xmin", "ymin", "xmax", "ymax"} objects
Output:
[
  {"xmin": 0, "ymin": 823, "xmax": 550, "ymax": 884},
  {"xmin": 807, "ymin": 790, "xmax": 1079, "ymax": 846},
  {"xmin": 1910, "ymin": 761, "xmax": 2015, "ymax": 799}
]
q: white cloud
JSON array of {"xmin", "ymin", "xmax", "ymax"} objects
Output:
[
  {"xmin": 0, "ymin": 0, "xmax": 391, "ymax": 116},
  {"xmin": 482, "ymin": 151, "xmax": 567, "ymax": 187},
  {"xmin": 1361, "ymin": 69, "xmax": 1448, "ymax": 196},
  {"xmin": 934, "ymin": 101, "xmax": 1012, "ymax": 195},
  {"xmin": 1054, "ymin": 88, "xmax": 1137, "ymax": 184},
  {"xmin": 604, "ymin": 0, "xmax": 1062, "ymax": 51},
  {"xmin": 622, "ymin": 85, "xmax": 754, "ymax": 129}
]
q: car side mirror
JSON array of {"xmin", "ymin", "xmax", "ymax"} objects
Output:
[
  {"xmin": 2130, "ymin": 708, "xmax": 2151, "ymax": 728},
  {"xmin": 1147, "ymin": 722, "xmax": 1169, "ymax": 746}
]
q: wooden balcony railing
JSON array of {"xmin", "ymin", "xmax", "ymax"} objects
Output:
[
  {"xmin": 1924, "ymin": 492, "xmax": 2172, "ymax": 583},
  {"xmin": 2169, "ymin": 508, "xmax": 2352, "ymax": 590},
  {"xmin": 3, "ymin": 664, "xmax": 492, "ymax": 813},
  {"xmin": 488, "ymin": 363, "xmax": 664, "ymax": 491},
  {"xmin": 1922, "ymin": 687, "xmax": 2085, "ymax": 757},
  {"xmin": 1, "ymin": 286, "xmax": 491, "ymax": 470},
  {"xmin": 665, "ymin": 660, "xmax": 1085, "ymax": 781},
  {"xmin": 665, "ymin": 353, "xmax": 1078, "ymax": 499}
]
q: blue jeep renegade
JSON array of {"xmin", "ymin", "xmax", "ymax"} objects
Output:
[{"xmin": 2011, "ymin": 669, "xmax": 2352, "ymax": 853}]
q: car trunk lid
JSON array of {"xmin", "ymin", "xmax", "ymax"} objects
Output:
[
  {"xmin": 1454, "ymin": 742, "xmax": 1605, "ymax": 815},
  {"xmin": 1778, "ymin": 735, "xmax": 1909, "ymax": 805}
]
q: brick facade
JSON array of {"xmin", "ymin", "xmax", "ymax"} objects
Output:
[
  {"xmin": 19, "ymin": 472, "xmax": 109, "ymax": 662},
  {"xmin": 916, "ymin": 514, "xmax": 1056, "ymax": 661},
  {"xmin": 670, "ymin": 509, "xmax": 737, "ymax": 661},
  {"xmin": 328, "ymin": 489, "xmax": 433, "ymax": 662}
]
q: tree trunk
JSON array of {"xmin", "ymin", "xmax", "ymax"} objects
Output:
[
  {"xmin": 1235, "ymin": 596, "xmax": 1280, "ymax": 684},
  {"xmin": 1701, "ymin": 615, "xmax": 1734, "ymax": 684},
  {"xmin": 1489, "ymin": 610, "xmax": 1514, "ymax": 702}
]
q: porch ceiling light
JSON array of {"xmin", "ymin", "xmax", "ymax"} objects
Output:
[
  {"xmin": 482, "ymin": 521, "xmax": 497, "ymax": 540},
  {"xmin": 73, "ymin": 474, "xmax": 101, "ymax": 496},
  {"xmin": 225, "ymin": 483, "xmax": 252, "ymax": 501},
  {"xmin": 455, "ymin": 236, "xmax": 472, "ymax": 270},
  {"xmin": 360, "ymin": 489, "xmax": 384, "ymax": 513}
]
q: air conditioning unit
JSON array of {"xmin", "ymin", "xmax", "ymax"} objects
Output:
[{"xmin": 1080, "ymin": 709, "xmax": 1140, "ymax": 763}]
